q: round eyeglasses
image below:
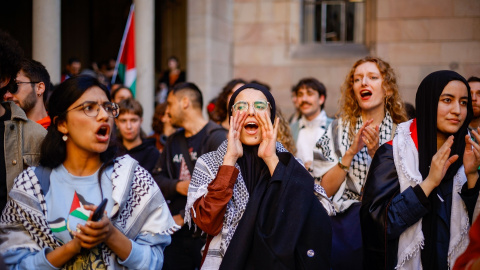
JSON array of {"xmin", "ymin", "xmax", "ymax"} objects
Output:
[
  {"xmin": 232, "ymin": 100, "xmax": 271, "ymax": 113},
  {"xmin": 65, "ymin": 101, "xmax": 119, "ymax": 118}
]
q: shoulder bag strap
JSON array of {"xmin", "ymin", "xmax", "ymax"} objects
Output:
[{"xmin": 178, "ymin": 132, "xmax": 195, "ymax": 175}]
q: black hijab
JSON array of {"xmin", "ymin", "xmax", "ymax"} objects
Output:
[
  {"xmin": 415, "ymin": 70, "xmax": 472, "ymax": 269},
  {"xmin": 227, "ymin": 83, "xmax": 276, "ymax": 193}
]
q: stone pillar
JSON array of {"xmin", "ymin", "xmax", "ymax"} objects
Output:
[
  {"xmin": 32, "ymin": 0, "xmax": 61, "ymax": 84},
  {"xmin": 187, "ymin": 0, "xmax": 234, "ymax": 117},
  {"xmin": 134, "ymin": 0, "xmax": 155, "ymax": 133}
]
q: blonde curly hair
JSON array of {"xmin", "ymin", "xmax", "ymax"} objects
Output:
[
  {"xmin": 337, "ymin": 56, "xmax": 408, "ymax": 139},
  {"xmin": 275, "ymin": 108, "xmax": 296, "ymax": 155}
]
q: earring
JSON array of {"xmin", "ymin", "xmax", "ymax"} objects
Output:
[
  {"xmin": 62, "ymin": 134, "xmax": 68, "ymax": 141},
  {"xmin": 37, "ymin": 93, "xmax": 42, "ymax": 97}
]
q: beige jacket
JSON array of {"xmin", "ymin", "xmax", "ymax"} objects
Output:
[{"xmin": 3, "ymin": 101, "xmax": 46, "ymax": 196}]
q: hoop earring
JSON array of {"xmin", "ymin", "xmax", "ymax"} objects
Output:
[{"xmin": 62, "ymin": 134, "xmax": 68, "ymax": 141}]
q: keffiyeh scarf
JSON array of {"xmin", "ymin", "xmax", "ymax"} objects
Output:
[
  {"xmin": 393, "ymin": 120, "xmax": 480, "ymax": 269},
  {"xmin": 185, "ymin": 140, "xmax": 333, "ymax": 270},
  {"xmin": 312, "ymin": 112, "xmax": 393, "ymax": 212},
  {"xmin": 0, "ymin": 155, "xmax": 179, "ymax": 269}
]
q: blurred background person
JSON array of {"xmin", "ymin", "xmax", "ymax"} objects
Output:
[
  {"xmin": 61, "ymin": 57, "xmax": 81, "ymax": 82},
  {"xmin": 115, "ymin": 98, "xmax": 160, "ymax": 174},
  {"xmin": 211, "ymin": 78, "xmax": 246, "ymax": 130},
  {"xmin": 111, "ymin": 85, "xmax": 133, "ymax": 104},
  {"xmin": 148, "ymin": 102, "xmax": 176, "ymax": 153},
  {"xmin": 290, "ymin": 77, "xmax": 332, "ymax": 170},
  {"xmin": 468, "ymin": 76, "xmax": 480, "ymax": 132}
]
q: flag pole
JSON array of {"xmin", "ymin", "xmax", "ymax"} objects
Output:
[{"xmin": 112, "ymin": 4, "xmax": 135, "ymax": 86}]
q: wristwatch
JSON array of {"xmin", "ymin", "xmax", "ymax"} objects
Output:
[{"xmin": 337, "ymin": 157, "xmax": 349, "ymax": 172}]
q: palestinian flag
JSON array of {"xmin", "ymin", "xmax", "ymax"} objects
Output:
[
  {"xmin": 112, "ymin": 4, "xmax": 136, "ymax": 96},
  {"xmin": 67, "ymin": 191, "xmax": 91, "ymax": 233}
]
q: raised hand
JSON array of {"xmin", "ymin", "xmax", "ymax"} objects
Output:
[
  {"xmin": 464, "ymin": 128, "xmax": 480, "ymax": 188},
  {"xmin": 420, "ymin": 135, "xmax": 458, "ymax": 196},
  {"xmin": 346, "ymin": 119, "xmax": 373, "ymax": 157},
  {"xmin": 256, "ymin": 111, "xmax": 280, "ymax": 175},
  {"xmin": 223, "ymin": 110, "xmax": 247, "ymax": 166},
  {"xmin": 362, "ymin": 124, "xmax": 380, "ymax": 158}
]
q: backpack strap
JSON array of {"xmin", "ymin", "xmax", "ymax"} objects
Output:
[{"xmin": 34, "ymin": 166, "xmax": 52, "ymax": 194}]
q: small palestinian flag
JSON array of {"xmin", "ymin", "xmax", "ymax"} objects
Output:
[
  {"xmin": 49, "ymin": 217, "xmax": 70, "ymax": 244},
  {"xmin": 67, "ymin": 191, "xmax": 91, "ymax": 233}
]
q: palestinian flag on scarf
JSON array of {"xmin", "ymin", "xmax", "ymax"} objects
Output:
[{"xmin": 112, "ymin": 4, "xmax": 136, "ymax": 96}]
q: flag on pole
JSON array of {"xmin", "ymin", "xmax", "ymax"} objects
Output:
[{"xmin": 112, "ymin": 4, "xmax": 136, "ymax": 96}]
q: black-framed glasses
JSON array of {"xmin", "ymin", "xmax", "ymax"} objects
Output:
[
  {"xmin": 9, "ymin": 81, "xmax": 40, "ymax": 94},
  {"xmin": 65, "ymin": 101, "xmax": 119, "ymax": 118},
  {"xmin": 232, "ymin": 100, "xmax": 271, "ymax": 113}
]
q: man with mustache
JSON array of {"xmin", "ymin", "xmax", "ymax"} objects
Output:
[
  {"xmin": 290, "ymin": 77, "xmax": 332, "ymax": 170},
  {"xmin": 468, "ymin": 76, "xmax": 480, "ymax": 132}
]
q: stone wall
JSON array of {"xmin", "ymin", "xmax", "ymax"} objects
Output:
[{"xmin": 230, "ymin": 0, "xmax": 480, "ymax": 118}]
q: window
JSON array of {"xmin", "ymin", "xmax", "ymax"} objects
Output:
[{"xmin": 302, "ymin": 0, "xmax": 365, "ymax": 44}]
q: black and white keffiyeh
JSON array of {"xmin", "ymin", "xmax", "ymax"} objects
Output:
[
  {"xmin": 0, "ymin": 155, "xmax": 179, "ymax": 270},
  {"xmin": 312, "ymin": 112, "xmax": 394, "ymax": 212},
  {"xmin": 185, "ymin": 140, "xmax": 333, "ymax": 270}
]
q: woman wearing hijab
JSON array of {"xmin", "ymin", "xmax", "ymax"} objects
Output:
[
  {"xmin": 0, "ymin": 76, "xmax": 178, "ymax": 269},
  {"xmin": 312, "ymin": 56, "xmax": 407, "ymax": 269},
  {"xmin": 185, "ymin": 83, "xmax": 333, "ymax": 270},
  {"xmin": 361, "ymin": 70, "xmax": 480, "ymax": 269}
]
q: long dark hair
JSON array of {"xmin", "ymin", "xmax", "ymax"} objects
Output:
[{"xmin": 40, "ymin": 76, "xmax": 116, "ymax": 194}]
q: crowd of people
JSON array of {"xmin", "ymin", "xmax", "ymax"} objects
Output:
[{"xmin": 1, "ymin": 28, "xmax": 480, "ymax": 270}]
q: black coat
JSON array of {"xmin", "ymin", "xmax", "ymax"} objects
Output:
[{"xmin": 220, "ymin": 152, "xmax": 332, "ymax": 270}]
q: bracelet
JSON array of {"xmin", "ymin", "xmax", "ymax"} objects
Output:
[{"xmin": 337, "ymin": 157, "xmax": 349, "ymax": 172}]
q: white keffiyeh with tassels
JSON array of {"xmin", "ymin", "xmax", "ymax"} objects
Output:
[
  {"xmin": 0, "ymin": 155, "xmax": 179, "ymax": 269},
  {"xmin": 185, "ymin": 140, "xmax": 333, "ymax": 270},
  {"xmin": 393, "ymin": 120, "xmax": 480, "ymax": 269}
]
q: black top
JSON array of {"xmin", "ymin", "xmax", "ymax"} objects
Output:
[
  {"xmin": 361, "ymin": 143, "xmax": 480, "ymax": 270},
  {"xmin": 220, "ymin": 152, "xmax": 332, "ymax": 269},
  {"xmin": 116, "ymin": 138, "xmax": 160, "ymax": 174},
  {"xmin": 152, "ymin": 121, "xmax": 227, "ymax": 235}
]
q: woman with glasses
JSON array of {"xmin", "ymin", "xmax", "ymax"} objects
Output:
[
  {"xmin": 185, "ymin": 83, "xmax": 334, "ymax": 270},
  {"xmin": 311, "ymin": 56, "xmax": 408, "ymax": 269},
  {"xmin": 0, "ymin": 75, "xmax": 178, "ymax": 269},
  {"xmin": 361, "ymin": 70, "xmax": 480, "ymax": 269}
]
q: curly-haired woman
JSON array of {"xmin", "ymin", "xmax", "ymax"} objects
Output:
[{"xmin": 312, "ymin": 56, "xmax": 408, "ymax": 269}]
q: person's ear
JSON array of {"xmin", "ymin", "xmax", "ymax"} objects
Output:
[
  {"xmin": 55, "ymin": 117, "xmax": 68, "ymax": 135},
  {"xmin": 181, "ymin": 96, "xmax": 189, "ymax": 109},
  {"xmin": 318, "ymin": 95, "xmax": 326, "ymax": 106},
  {"xmin": 36, "ymin": 82, "xmax": 46, "ymax": 97}
]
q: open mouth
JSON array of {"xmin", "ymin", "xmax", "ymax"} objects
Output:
[
  {"xmin": 244, "ymin": 122, "xmax": 259, "ymax": 135},
  {"xmin": 360, "ymin": 90, "xmax": 372, "ymax": 98},
  {"xmin": 97, "ymin": 126, "xmax": 108, "ymax": 136}
]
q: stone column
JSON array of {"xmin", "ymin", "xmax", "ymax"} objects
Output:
[
  {"xmin": 32, "ymin": 0, "xmax": 61, "ymax": 84},
  {"xmin": 187, "ymin": 0, "xmax": 234, "ymax": 117},
  {"xmin": 134, "ymin": 0, "xmax": 155, "ymax": 133}
]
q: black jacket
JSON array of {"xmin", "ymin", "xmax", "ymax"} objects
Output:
[
  {"xmin": 116, "ymin": 138, "xmax": 160, "ymax": 173},
  {"xmin": 220, "ymin": 152, "xmax": 332, "ymax": 270},
  {"xmin": 361, "ymin": 144, "xmax": 480, "ymax": 270}
]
